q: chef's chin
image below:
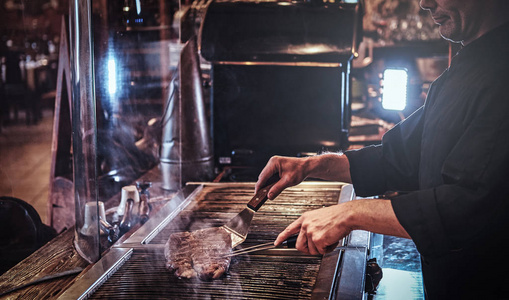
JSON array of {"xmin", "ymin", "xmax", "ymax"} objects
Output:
[{"xmin": 438, "ymin": 27, "xmax": 463, "ymax": 44}]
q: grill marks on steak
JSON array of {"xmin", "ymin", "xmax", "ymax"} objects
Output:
[
  {"xmin": 191, "ymin": 228, "xmax": 232, "ymax": 280},
  {"xmin": 165, "ymin": 231, "xmax": 197, "ymax": 278},
  {"xmin": 165, "ymin": 227, "xmax": 232, "ymax": 280}
]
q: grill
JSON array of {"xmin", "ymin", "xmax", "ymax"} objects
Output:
[
  {"xmin": 90, "ymin": 249, "xmax": 323, "ymax": 299},
  {"xmin": 58, "ymin": 182, "xmax": 370, "ymax": 299},
  {"xmin": 150, "ymin": 184, "xmax": 343, "ymax": 244}
]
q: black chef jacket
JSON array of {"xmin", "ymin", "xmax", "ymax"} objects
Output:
[{"xmin": 345, "ymin": 22, "xmax": 509, "ymax": 299}]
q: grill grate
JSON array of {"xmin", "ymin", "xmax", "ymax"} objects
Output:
[
  {"xmin": 150, "ymin": 185, "xmax": 341, "ymax": 245},
  {"xmin": 88, "ymin": 249, "xmax": 323, "ymax": 299},
  {"xmin": 88, "ymin": 183, "xmax": 344, "ymax": 299}
]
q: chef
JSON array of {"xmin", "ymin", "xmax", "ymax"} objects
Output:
[{"xmin": 255, "ymin": 0, "xmax": 509, "ymax": 298}]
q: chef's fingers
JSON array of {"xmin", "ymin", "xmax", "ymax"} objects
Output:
[
  {"xmin": 296, "ymin": 230, "xmax": 310, "ymax": 255},
  {"xmin": 274, "ymin": 218, "xmax": 301, "ymax": 246},
  {"xmin": 323, "ymin": 241, "xmax": 340, "ymax": 254},
  {"xmin": 255, "ymin": 161, "xmax": 279, "ymax": 193},
  {"xmin": 316, "ymin": 240, "xmax": 340, "ymax": 255},
  {"xmin": 267, "ymin": 177, "xmax": 290, "ymax": 200},
  {"xmin": 307, "ymin": 235, "xmax": 320, "ymax": 255}
]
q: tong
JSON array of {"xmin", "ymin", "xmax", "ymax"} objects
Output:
[
  {"xmin": 225, "ymin": 236, "xmax": 298, "ymax": 257},
  {"xmin": 226, "ymin": 235, "xmax": 354, "ymax": 257}
]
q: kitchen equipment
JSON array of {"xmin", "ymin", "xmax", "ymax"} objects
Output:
[
  {"xmin": 227, "ymin": 235, "xmax": 298, "ymax": 256},
  {"xmin": 136, "ymin": 181, "xmax": 152, "ymax": 224},
  {"xmin": 99, "ymin": 218, "xmax": 120, "ymax": 243},
  {"xmin": 160, "ymin": 36, "xmax": 214, "ymax": 191},
  {"xmin": 119, "ymin": 199, "xmax": 135, "ymax": 234},
  {"xmin": 227, "ymin": 236, "xmax": 356, "ymax": 257},
  {"xmin": 80, "ymin": 201, "xmax": 107, "ymax": 236},
  {"xmin": 58, "ymin": 182, "xmax": 372, "ymax": 300},
  {"xmin": 117, "ymin": 185, "xmax": 140, "ymax": 217},
  {"xmin": 200, "ymin": 0, "xmax": 362, "ymax": 169},
  {"xmin": 222, "ymin": 175, "xmax": 279, "ymax": 247}
]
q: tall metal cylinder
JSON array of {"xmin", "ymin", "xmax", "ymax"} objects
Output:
[{"xmin": 160, "ymin": 36, "xmax": 214, "ymax": 190}]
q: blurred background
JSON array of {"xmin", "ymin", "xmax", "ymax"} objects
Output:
[{"xmin": 0, "ymin": 0, "xmax": 68, "ymax": 226}]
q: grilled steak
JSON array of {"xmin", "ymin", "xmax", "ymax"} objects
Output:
[
  {"xmin": 165, "ymin": 227, "xmax": 232, "ymax": 280},
  {"xmin": 165, "ymin": 231, "xmax": 197, "ymax": 278}
]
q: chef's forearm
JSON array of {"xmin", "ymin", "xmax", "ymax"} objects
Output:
[
  {"xmin": 348, "ymin": 199, "xmax": 411, "ymax": 239},
  {"xmin": 305, "ymin": 153, "xmax": 352, "ymax": 183},
  {"xmin": 305, "ymin": 154, "xmax": 409, "ymax": 238}
]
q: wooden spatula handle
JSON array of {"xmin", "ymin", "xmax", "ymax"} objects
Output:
[
  {"xmin": 247, "ymin": 182, "xmax": 276, "ymax": 211},
  {"xmin": 247, "ymin": 174, "xmax": 280, "ymax": 211}
]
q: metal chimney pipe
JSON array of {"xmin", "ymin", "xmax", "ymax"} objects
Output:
[{"xmin": 160, "ymin": 36, "xmax": 214, "ymax": 190}]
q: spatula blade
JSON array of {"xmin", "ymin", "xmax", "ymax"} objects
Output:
[{"xmin": 222, "ymin": 208, "xmax": 255, "ymax": 247}]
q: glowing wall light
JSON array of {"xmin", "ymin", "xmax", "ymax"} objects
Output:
[
  {"xmin": 135, "ymin": 0, "xmax": 141, "ymax": 15},
  {"xmin": 107, "ymin": 58, "xmax": 117, "ymax": 95},
  {"xmin": 382, "ymin": 68, "xmax": 408, "ymax": 111}
]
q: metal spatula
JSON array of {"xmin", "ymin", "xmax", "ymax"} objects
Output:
[{"xmin": 222, "ymin": 175, "xmax": 279, "ymax": 247}]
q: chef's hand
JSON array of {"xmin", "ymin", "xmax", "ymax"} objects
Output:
[
  {"xmin": 255, "ymin": 154, "xmax": 352, "ymax": 200},
  {"xmin": 274, "ymin": 199, "xmax": 412, "ymax": 255},
  {"xmin": 255, "ymin": 156, "xmax": 311, "ymax": 200},
  {"xmin": 274, "ymin": 203, "xmax": 355, "ymax": 255}
]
